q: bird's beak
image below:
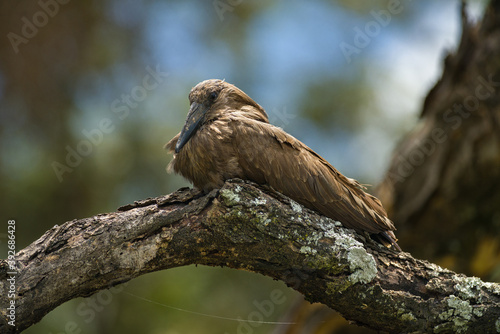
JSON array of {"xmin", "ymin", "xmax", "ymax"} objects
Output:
[{"xmin": 175, "ymin": 102, "xmax": 207, "ymax": 153}]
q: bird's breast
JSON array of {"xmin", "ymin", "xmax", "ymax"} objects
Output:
[{"xmin": 173, "ymin": 121, "xmax": 243, "ymax": 192}]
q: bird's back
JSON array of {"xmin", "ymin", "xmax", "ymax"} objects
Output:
[{"xmin": 230, "ymin": 117, "xmax": 396, "ymax": 235}]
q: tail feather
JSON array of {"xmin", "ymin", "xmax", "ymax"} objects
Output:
[{"xmin": 373, "ymin": 231, "xmax": 402, "ymax": 252}]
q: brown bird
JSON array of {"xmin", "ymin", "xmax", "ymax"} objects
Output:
[{"xmin": 165, "ymin": 79, "xmax": 401, "ymax": 251}]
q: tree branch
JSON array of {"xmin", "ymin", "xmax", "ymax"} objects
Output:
[{"xmin": 1, "ymin": 180, "xmax": 499, "ymax": 333}]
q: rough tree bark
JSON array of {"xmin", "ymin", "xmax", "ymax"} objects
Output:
[{"xmin": 1, "ymin": 180, "xmax": 500, "ymax": 334}]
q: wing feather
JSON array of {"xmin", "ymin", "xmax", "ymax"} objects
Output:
[{"xmin": 232, "ymin": 117, "xmax": 395, "ymax": 234}]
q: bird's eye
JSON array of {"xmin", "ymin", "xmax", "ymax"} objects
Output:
[{"xmin": 209, "ymin": 91, "xmax": 218, "ymax": 101}]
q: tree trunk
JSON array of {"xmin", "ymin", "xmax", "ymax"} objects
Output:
[{"xmin": 377, "ymin": 2, "xmax": 500, "ymax": 277}]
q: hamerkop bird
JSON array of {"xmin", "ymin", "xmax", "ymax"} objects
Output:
[{"xmin": 166, "ymin": 79, "xmax": 401, "ymax": 251}]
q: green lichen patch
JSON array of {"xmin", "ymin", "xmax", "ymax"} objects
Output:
[
  {"xmin": 292, "ymin": 229, "xmax": 324, "ymax": 247},
  {"xmin": 299, "ymin": 246, "xmax": 347, "ymax": 275},
  {"xmin": 299, "ymin": 246, "xmax": 317, "ymax": 255},
  {"xmin": 289, "ymin": 200, "xmax": 303, "ymax": 213},
  {"xmin": 454, "ymin": 276, "xmax": 485, "ymax": 301},
  {"xmin": 219, "ymin": 188, "xmax": 241, "ymax": 206},
  {"xmin": 399, "ymin": 311, "xmax": 417, "ymax": 323},
  {"xmin": 326, "ymin": 278, "xmax": 352, "ymax": 294},
  {"xmin": 327, "ymin": 228, "xmax": 377, "ymax": 284},
  {"xmin": 251, "ymin": 198, "xmax": 267, "ymax": 206},
  {"xmin": 472, "ymin": 306, "xmax": 484, "ymax": 317},
  {"xmin": 249, "ymin": 209, "xmax": 272, "ymax": 228},
  {"xmin": 396, "ymin": 303, "xmax": 418, "ymax": 323},
  {"xmin": 452, "ymin": 275, "xmax": 500, "ymax": 305},
  {"xmin": 347, "ymin": 247, "xmax": 377, "ymax": 284},
  {"xmin": 437, "ymin": 295, "xmax": 473, "ymax": 333}
]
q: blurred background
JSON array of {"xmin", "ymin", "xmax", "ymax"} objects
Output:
[{"xmin": 0, "ymin": 0, "xmax": 489, "ymax": 333}]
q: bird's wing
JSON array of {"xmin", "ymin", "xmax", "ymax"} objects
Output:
[
  {"xmin": 232, "ymin": 117, "xmax": 396, "ymax": 234},
  {"xmin": 165, "ymin": 133, "xmax": 180, "ymax": 152}
]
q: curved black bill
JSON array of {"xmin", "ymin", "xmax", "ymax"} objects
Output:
[{"xmin": 175, "ymin": 102, "xmax": 206, "ymax": 153}]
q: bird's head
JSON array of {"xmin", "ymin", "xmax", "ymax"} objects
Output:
[{"xmin": 174, "ymin": 79, "xmax": 268, "ymax": 153}]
